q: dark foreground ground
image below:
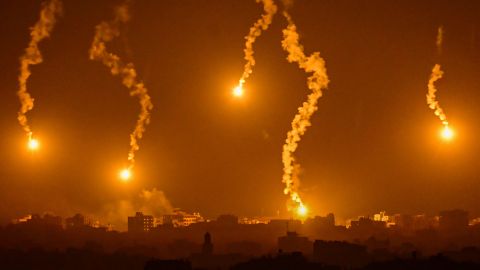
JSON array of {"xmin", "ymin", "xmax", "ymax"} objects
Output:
[{"xmin": 2, "ymin": 249, "xmax": 480, "ymax": 270}]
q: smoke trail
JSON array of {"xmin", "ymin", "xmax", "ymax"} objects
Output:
[
  {"xmin": 427, "ymin": 27, "xmax": 448, "ymax": 128},
  {"xmin": 235, "ymin": 0, "xmax": 278, "ymax": 92},
  {"xmin": 17, "ymin": 0, "xmax": 62, "ymax": 141},
  {"xmin": 436, "ymin": 26, "xmax": 443, "ymax": 55},
  {"xmin": 90, "ymin": 2, "xmax": 153, "ymax": 170},
  {"xmin": 427, "ymin": 64, "xmax": 448, "ymax": 126},
  {"xmin": 280, "ymin": 11, "xmax": 329, "ymax": 214}
]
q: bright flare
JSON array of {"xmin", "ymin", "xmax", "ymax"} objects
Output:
[
  {"xmin": 232, "ymin": 85, "xmax": 244, "ymax": 97},
  {"xmin": 441, "ymin": 125, "xmax": 454, "ymax": 140},
  {"xmin": 119, "ymin": 169, "xmax": 131, "ymax": 181},
  {"xmin": 297, "ymin": 204, "xmax": 308, "ymax": 217},
  {"xmin": 28, "ymin": 138, "xmax": 39, "ymax": 151}
]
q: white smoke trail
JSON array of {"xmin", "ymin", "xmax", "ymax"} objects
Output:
[
  {"xmin": 436, "ymin": 26, "xmax": 443, "ymax": 55},
  {"xmin": 90, "ymin": 2, "xmax": 153, "ymax": 170},
  {"xmin": 17, "ymin": 0, "xmax": 62, "ymax": 142},
  {"xmin": 427, "ymin": 27, "xmax": 449, "ymax": 128},
  {"xmin": 281, "ymin": 11, "xmax": 329, "ymax": 215},
  {"xmin": 427, "ymin": 64, "xmax": 448, "ymax": 126},
  {"xmin": 234, "ymin": 0, "xmax": 278, "ymax": 93}
]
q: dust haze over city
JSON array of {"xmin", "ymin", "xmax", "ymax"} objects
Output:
[{"xmin": 1, "ymin": 0, "xmax": 480, "ymax": 269}]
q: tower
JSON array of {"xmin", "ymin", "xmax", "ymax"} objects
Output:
[{"xmin": 202, "ymin": 232, "xmax": 213, "ymax": 255}]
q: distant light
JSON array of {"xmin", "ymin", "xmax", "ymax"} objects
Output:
[
  {"xmin": 441, "ymin": 125, "xmax": 454, "ymax": 141},
  {"xmin": 28, "ymin": 138, "xmax": 39, "ymax": 151},
  {"xmin": 119, "ymin": 169, "xmax": 131, "ymax": 181},
  {"xmin": 232, "ymin": 85, "xmax": 244, "ymax": 97},
  {"xmin": 297, "ymin": 204, "xmax": 308, "ymax": 217}
]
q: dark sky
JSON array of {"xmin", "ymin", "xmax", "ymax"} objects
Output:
[{"xmin": 1, "ymin": 0, "xmax": 480, "ymax": 225}]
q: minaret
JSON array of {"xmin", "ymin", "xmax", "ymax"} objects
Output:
[{"xmin": 202, "ymin": 232, "xmax": 213, "ymax": 255}]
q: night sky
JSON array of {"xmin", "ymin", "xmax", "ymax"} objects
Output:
[{"xmin": 1, "ymin": 0, "xmax": 480, "ymax": 226}]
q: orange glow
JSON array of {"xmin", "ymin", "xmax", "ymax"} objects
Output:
[
  {"xmin": 119, "ymin": 169, "xmax": 132, "ymax": 182},
  {"xmin": 232, "ymin": 85, "xmax": 244, "ymax": 97},
  {"xmin": 297, "ymin": 204, "xmax": 308, "ymax": 217},
  {"xmin": 28, "ymin": 138, "xmax": 39, "ymax": 151},
  {"xmin": 441, "ymin": 125, "xmax": 454, "ymax": 141}
]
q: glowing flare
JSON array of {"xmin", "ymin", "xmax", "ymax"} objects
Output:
[
  {"xmin": 281, "ymin": 11, "xmax": 329, "ymax": 214},
  {"xmin": 441, "ymin": 125, "xmax": 454, "ymax": 140},
  {"xmin": 119, "ymin": 169, "xmax": 131, "ymax": 181},
  {"xmin": 28, "ymin": 138, "xmax": 39, "ymax": 151},
  {"xmin": 232, "ymin": 85, "xmax": 244, "ymax": 97},
  {"xmin": 17, "ymin": 0, "xmax": 62, "ymax": 141},
  {"xmin": 297, "ymin": 204, "xmax": 308, "ymax": 217}
]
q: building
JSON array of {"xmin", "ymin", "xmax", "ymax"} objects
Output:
[
  {"xmin": 216, "ymin": 214, "xmax": 238, "ymax": 225},
  {"xmin": 202, "ymin": 232, "xmax": 213, "ymax": 255},
  {"xmin": 470, "ymin": 217, "xmax": 480, "ymax": 226},
  {"xmin": 13, "ymin": 214, "xmax": 62, "ymax": 227},
  {"xmin": 278, "ymin": 231, "xmax": 312, "ymax": 254},
  {"xmin": 180, "ymin": 212, "xmax": 205, "ymax": 226},
  {"xmin": 313, "ymin": 240, "xmax": 368, "ymax": 268},
  {"xmin": 305, "ymin": 214, "xmax": 335, "ymax": 228},
  {"xmin": 391, "ymin": 213, "xmax": 437, "ymax": 232},
  {"xmin": 161, "ymin": 209, "xmax": 205, "ymax": 227},
  {"xmin": 66, "ymin": 213, "xmax": 88, "ymax": 228},
  {"xmin": 269, "ymin": 219, "xmax": 302, "ymax": 232},
  {"xmin": 128, "ymin": 212, "xmax": 154, "ymax": 232},
  {"xmin": 350, "ymin": 216, "xmax": 386, "ymax": 229},
  {"xmin": 42, "ymin": 214, "xmax": 63, "ymax": 227},
  {"xmin": 238, "ymin": 217, "xmax": 270, "ymax": 225},
  {"xmin": 190, "ymin": 232, "xmax": 246, "ymax": 269},
  {"xmin": 12, "ymin": 214, "xmax": 33, "ymax": 224},
  {"xmin": 439, "ymin": 209, "xmax": 469, "ymax": 232}
]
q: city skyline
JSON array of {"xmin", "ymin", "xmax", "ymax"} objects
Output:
[{"xmin": 3, "ymin": 207, "xmax": 480, "ymax": 268}]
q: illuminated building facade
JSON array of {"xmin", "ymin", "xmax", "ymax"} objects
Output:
[{"xmin": 128, "ymin": 212, "xmax": 154, "ymax": 232}]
